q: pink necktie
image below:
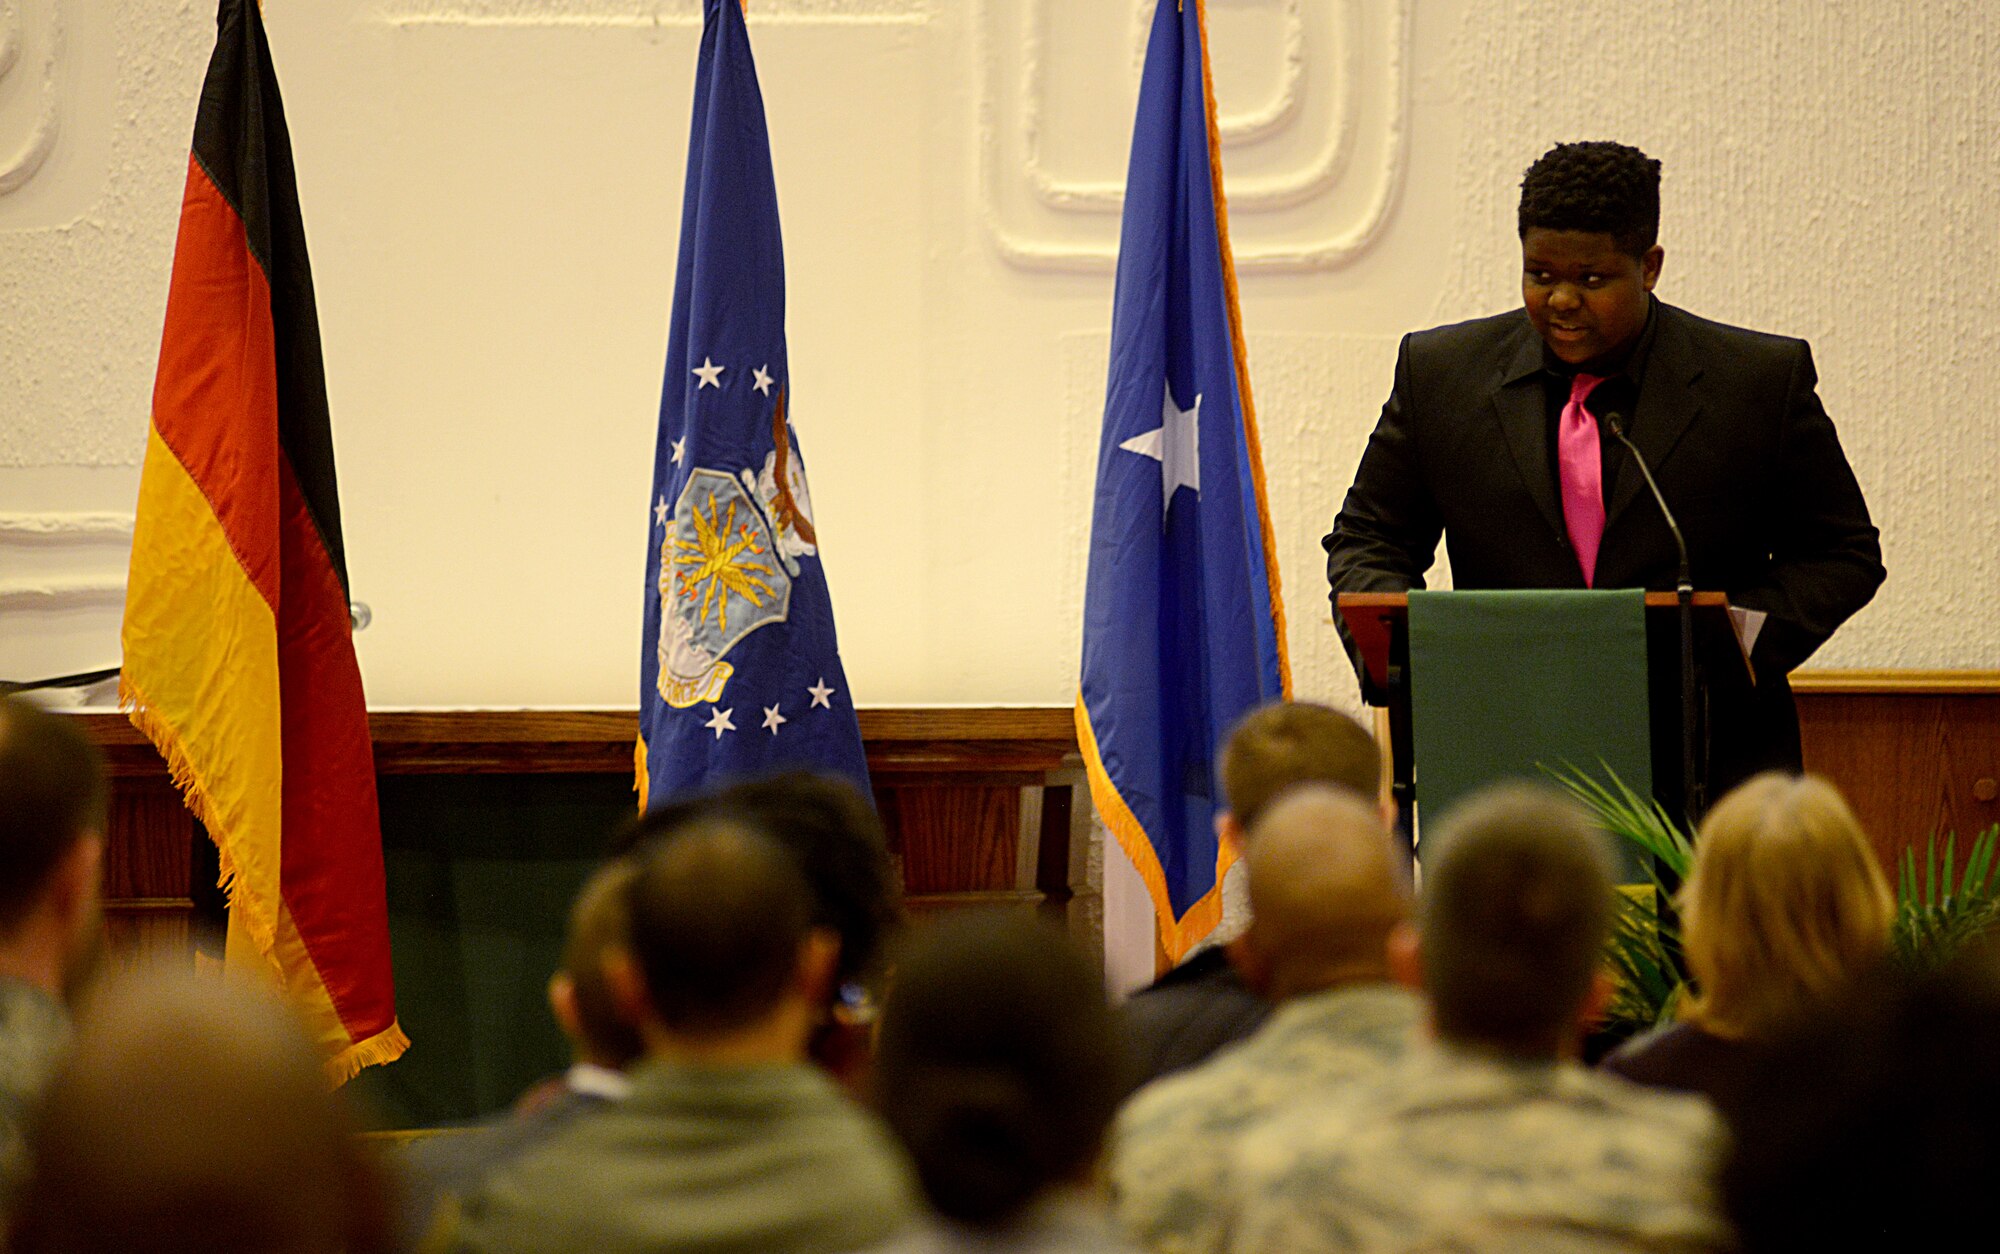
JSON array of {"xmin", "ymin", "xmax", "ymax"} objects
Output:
[{"xmin": 1558, "ymin": 373, "xmax": 1606, "ymax": 586}]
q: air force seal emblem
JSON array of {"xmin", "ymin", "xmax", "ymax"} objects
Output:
[{"xmin": 656, "ymin": 466, "xmax": 795, "ymax": 709}]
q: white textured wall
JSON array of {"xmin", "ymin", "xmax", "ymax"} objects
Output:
[{"xmin": 3, "ymin": 0, "xmax": 1995, "ymax": 707}]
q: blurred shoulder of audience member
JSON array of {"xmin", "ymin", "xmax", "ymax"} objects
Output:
[
  {"xmin": 617, "ymin": 770, "xmax": 903, "ymax": 1086},
  {"xmin": 442, "ymin": 815, "xmax": 916, "ymax": 1254},
  {"xmin": 1720, "ymin": 947, "xmax": 2000, "ymax": 1250},
  {"xmin": 1111, "ymin": 786, "xmax": 1417, "ymax": 1254},
  {"xmin": 0, "ymin": 696, "xmax": 110, "ymax": 1208},
  {"xmin": 1603, "ymin": 772, "xmax": 1893, "ymax": 1108},
  {"xmin": 403, "ymin": 857, "xmax": 645, "ymax": 1238},
  {"xmin": 1122, "ymin": 701, "xmax": 1386, "ymax": 1088},
  {"xmin": 1229, "ymin": 784, "xmax": 1731, "ymax": 1254},
  {"xmin": 9, "ymin": 965, "xmax": 394, "ymax": 1254},
  {"xmin": 869, "ymin": 911, "xmax": 1139, "ymax": 1254}
]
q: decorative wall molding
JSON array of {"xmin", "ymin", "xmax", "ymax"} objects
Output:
[
  {"xmin": 1024, "ymin": 0, "xmax": 1309, "ymax": 211},
  {"xmin": 979, "ymin": 0, "xmax": 1410, "ymax": 273},
  {"xmin": 0, "ymin": 512, "xmax": 132, "ymax": 607},
  {"xmin": 0, "ymin": 576, "xmax": 124, "ymax": 610},
  {"xmin": 0, "ymin": 511, "xmax": 134, "ymax": 542},
  {"xmin": 0, "ymin": 1, "xmax": 62, "ymax": 197},
  {"xmin": 380, "ymin": 0, "xmax": 931, "ymax": 28}
]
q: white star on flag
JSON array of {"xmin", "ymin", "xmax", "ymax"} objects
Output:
[
  {"xmin": 704, "ymin": 706, "xmax": 736, "ymax": 739},
  {"xmin": 753, "ymin": 365, "xmax": 775, "ymax": 396},
  {"xmin": 671, "ymin": 436, "xmax": 686, "ymax": 466},
  {"xmin": 1119, "ymin": 384, "xmax": 1202, "ymax": 516},
  {"xmin": 654, "ymin": 496, "xmax": 668, "ymax": 528},
  {"xmin": 692, "ymin": 358, "xmax": 725, "ymax": 389},
  {"xmin": 762, "ymin": 704, "xmax": 787, "ymax": 734},
  {"xmin": 808, "ymin": 678, "xmax": 834, "ymax": 709}
]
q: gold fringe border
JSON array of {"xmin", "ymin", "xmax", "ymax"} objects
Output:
[
  {"xmin": 634, "ymin": 736, "xmax": 650, "ymax": 813},
  {"xmin": 324, "ymin": 1019, "xmax": 412, "ymax": 1087},
  {"xmin": 119, "ymin": 673, "xmax": 283, "ymax": 976},
  {"xmin": 1075, "ymin": 695, "xmax": 1232, "ymax": 966},
  {"xmin": 1193, "ymin": 0, "xmax": 1293, "ymax": 700},
  {"xmin": 122, "ymin": 672, "xmax": 407, "ymax": 1085}
]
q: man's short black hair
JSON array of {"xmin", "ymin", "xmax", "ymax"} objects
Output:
[
  {"xmin": 1419, "ymin": 784, "xmax": 1613, "ymax": 1056},
  {"xmin": 624, "ymin": 818, "xmax": 814, "ymax": 1037},
  {"xmin": 874, "ymin": 913, "xmax": 1127, "ymax": 1227},
  {"xmin": 617, "ymin": 771, "xmax": 901, "ymax": 991},
  {"xmin": 1518, "ymin": 141, "xmax": 1662, "ymax": 257},
  {"xmin": 559, "ymin": 859, "xmax": 645, "ymax": 1067},
  {"xmin": 0, "ymin": 698, "xmax": 107, "ymax": 934}
]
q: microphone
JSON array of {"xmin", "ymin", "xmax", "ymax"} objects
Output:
[
  {"xmin": 1601, "ymin": 413, "xmax": 1691, "ymax": 593},
  {"xmin": 1603, "ymin": 411, "xmax": 1707, "ymax": 827}
]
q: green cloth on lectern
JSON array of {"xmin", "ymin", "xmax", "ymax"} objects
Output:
[{"xmin": 1408, "ymin": 589, "xmax": 1651, "ymax": 881}]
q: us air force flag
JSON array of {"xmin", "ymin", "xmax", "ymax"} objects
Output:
[
  {"xmin": 639, "ymin": 0, "xmax": 870, "ymax": 810},
  {"xmin": 1077, "ymin": 0, "xmax": 1292, "ymax": 964}
]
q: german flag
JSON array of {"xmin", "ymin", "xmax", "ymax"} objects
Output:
[{"xmin": 120, "ymin": 0, "xmax": 406, "ymax": 1082}]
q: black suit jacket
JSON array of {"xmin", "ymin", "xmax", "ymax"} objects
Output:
[{"xmin": 1325, "ymin": 300, "xmax": 1884, "ymax": 791}]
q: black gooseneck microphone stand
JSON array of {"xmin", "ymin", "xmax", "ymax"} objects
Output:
[{"xmin": 1603, "ymin": 413, "xmax": 1704, "ymax": 829}]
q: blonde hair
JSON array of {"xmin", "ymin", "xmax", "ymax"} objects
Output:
[{"xmin": 1679, "ymin": 773, "xmax": 1894, "ymax": 1039}]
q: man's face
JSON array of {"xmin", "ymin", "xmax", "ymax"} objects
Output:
[{"xmin": 1521, "ymin": 228, "xmax": 1663, "ymax": 366}]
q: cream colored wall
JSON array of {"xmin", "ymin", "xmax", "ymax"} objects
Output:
[{"xmin": 3, "ymin": 0, "xmax": 1996, "ymax": 708}]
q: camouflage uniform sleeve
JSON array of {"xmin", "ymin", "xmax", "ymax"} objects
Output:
[{"xmin": 1111, "ymin": 1071, "xmax": 1238, "ymax": 1254}]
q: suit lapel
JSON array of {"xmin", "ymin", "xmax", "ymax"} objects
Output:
[
  {"xmin": 1491, "ymin": 329, "xmax": 1566, "ymax": 542},
  {"xmin": 1605, "ymin": 305, "xmax": 1704, "ymax": 531}
]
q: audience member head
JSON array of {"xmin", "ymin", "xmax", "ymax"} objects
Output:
[
  {"xmin": 1406, "ymin": 784, "xmax": 1613, "ymax": 1059},
  {"xmin": 1680, "ymin": 773, "xmax": 1894, "ymax": 1040},
  {"xmin": 548, "ymin": 858, "xmax": 645, "ymax": 1070},
  {"xmin": 1235, "ymin": 786, "xmax": 1411, "ymax": 1001},
  {"xmin": 619, "ymin": 771, "xmax": 902, "ymax": 995},
  {"xmin": 874, "ymin": 913, "xmax": 1125, "ymax": 1229},
  {"xmin": 1720, "ymin": 950, "xmax": 2000, "ymax": 1250},
  {"xmin": 1218, "ymin": 702, "xmax": 1384, "ymax": 850},
  {"xmin": 9, "ymin": 966, "xmax": 393, "ymax": 1254},
  {"xmin": 609, "ymin": 816, "xmax": 832, "ymax": 1062},
  {"xmin": 0, "ymin": 697, "xmax": 108, "ymax": 999},
  {"xmin": 1517, "ymin": 140, "xmax": 1662, "ymax": 256}
]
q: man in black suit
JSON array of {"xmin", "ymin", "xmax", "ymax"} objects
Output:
[{"xmin": 1325, "ymin": 141, "xmax": 1883, "ymax": 797}]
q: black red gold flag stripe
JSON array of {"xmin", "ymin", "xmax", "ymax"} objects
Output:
[{"xmin": 121, "ymin": 0, "xmax": 406, "ymax": 1081}]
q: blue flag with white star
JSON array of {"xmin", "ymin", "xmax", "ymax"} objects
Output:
[
  {"xmin": 638, "ymin": 0, "xmax": 870, "ymax": 810},
  {"xmin": 1077, "ymin": 0, "xmax": 1291, "ymax": 962}
]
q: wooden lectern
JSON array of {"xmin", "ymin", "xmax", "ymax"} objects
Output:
[{"xmin": 1337, "ymin": 591, "xmax": 1753, "ymax": 858}]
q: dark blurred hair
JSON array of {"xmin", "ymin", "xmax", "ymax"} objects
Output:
[
  {"xmin": 10, "ymin": 967, "xmax": 395, "ymax": 1254},
  {"xmin": 624, "ymin": 818, "xmax": 814, "ymax": 1036},
  {"xmin": 560, "ymin": 859, "xmax": 645, "ymax": 1066},
  {"xmin": 873, "ymin": 913, "xmax": 1127, "ymax": 1227},
  {"xmin": 1518, "ymin": 141, "xmax": 1662, "ymax": 256},
  {"xmin": 0, "ymin": 697, "xmax": 108, "ymax": 934},
  {"xmin": 619, "ymin": 771, "xmax": 901, "ymax": 992},
  {"xmin": 1219, "ymin": 701, "xmax": 1381, "ymax": 830},
  {"xmin": 1720, "ymin": 949, "xmax": 2000, "ymax": 1250},
  {"xmin": 1419, "ymin": 784, "xmax": 1612, "ymax": 1055}
]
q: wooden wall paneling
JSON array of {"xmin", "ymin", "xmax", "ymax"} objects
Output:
[
  {"xmin": 72, "ymin": 709, "xmax": 1093, "ymax": 954},
  {"xmin": 883, "ymin": 780, "xmax": 1025, "ymax": 914},
  {"xmin": 99, "ymin": 776, "xmax": 195, "ymax": 967},
  {"xmin": 1943, "ymin": 693, "xmax": 2000, "ymax": 839},
  {"xmin": 65, "ymin": 687, "xmax": 2000, "ymax": 967},
  {"xmin": 1797, "ymin": 692, "xmax": 1949, "ymax": 872},
  {"xmin": 1015, "ymin": 784, "xmax": 1046, "ymax": 896},
  {"xmin": 1036, "ymin": 769, "xmax": 1097, "ymax": 945},
  {"xmin": 1794, "ymin": 672, "xmax": 2000, "ymax": 875}
]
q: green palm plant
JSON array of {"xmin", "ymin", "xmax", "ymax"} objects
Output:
[
  {"xmin": 1893, "ymin": 825, "xmax": 2000, "ymax": 973},
  {"xmin": 1543, "ymin": 762, "xmax": 2000, "ymax": 1040},
  {"xmin": 1543, "ymin": 762, "xmax": 1693, "ymax": 1035}
]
